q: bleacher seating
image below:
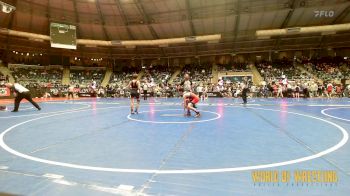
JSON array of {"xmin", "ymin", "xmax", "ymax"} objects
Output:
[
  {"xmin": 10, "ymin": 66, "xmax": 63, "ymax": 87},
  {"xmin": 69, "ymin": 69, "xmax": 105, "ymax": 87}
]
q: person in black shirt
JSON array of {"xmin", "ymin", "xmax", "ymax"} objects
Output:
[
  {"xmin": 241, "ymin": 84, "xmax": 249, "ymax": 104},
  {"xmin": 128, "ymin": 74, "xmax": 141, "ymax": 114}
]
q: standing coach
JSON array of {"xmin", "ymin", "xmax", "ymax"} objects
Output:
[{"xmin": 5, "ymin": 83, "xmax": 41, "ymax": 112}]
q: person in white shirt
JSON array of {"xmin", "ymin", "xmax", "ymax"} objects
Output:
[
  {"xmin": 277, "ymin": 84, "xmax": 283, "ymax": 98},
  {"xmin": 346, "ymin": 84, "xmax": 350, "ymax": 98},
  {"xmin": 90, "ymin": 80, "xmax": 97, "ymax": 95},
  {"xmin": 5, "ymin": 83, "xmax": 41, "ymax": 112},
  {"xmin": 68, "ymin": 85, "xmax": 75, "ymax": 99},
  {"xmin": 203, "ymin": 85, "xmax": 208, "ymax": 100},
  {"xmin": 218, "ymin": 78, "xmax": 224, "ymax": 86},
  {"xmin": 196, "ymin": 84, "xmax": 204, "ymax": 100},
  {"xmin": 234, "ymin": 88, "xmax": 241, "ymax": 97},
  {"xmin": 143, "ymin": 82, "xmax": 148, "ymax": 100},
  {"xmin": 181, "ymin": 74, "xmax": 192, "ymax": 93},
  {"xmin": 91, "ymin": 80, "xmax": 97, "ymax": 89}
]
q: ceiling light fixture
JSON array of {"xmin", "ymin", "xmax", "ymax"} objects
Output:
[{"xmin": 0, "ymin": 1, "xmax": 15, "ymax": 13}]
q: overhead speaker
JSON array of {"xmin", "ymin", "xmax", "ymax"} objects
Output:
[
  {"xmin": 111, "ymin": 40, "xmax": 122, "ymax": 45},
  {"xmin": 185, "ymin": 36, "xmax": 197, "ymax": 42},
  {"xmin": 0, "ymin": 1, "xmax": 16, "ymax": 13},
  {"xmin": 286, "ymin": 27, "xmax": 301, "ymax": 34}
]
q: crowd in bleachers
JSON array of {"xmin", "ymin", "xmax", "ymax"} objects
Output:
[
  {"xmin": 253, "ymin": 57, "xmax": 350, "ymax": 98},
  {"xmin": 302, "ymin": 56, "xmax": 350, "ymax": 81},
  {"xmin": 10, "ymin": 66, "xmax": 62, "ymax": 88},
  {"xmin": 69, "ymin": 69, "xmax": 105, "ymax": 87},
  {"xmin": 1, "ymin": 56, "xmax": 350, "ymax": 99},
  {"xmin": 217, "ymin": 63, "xmax": 250, "ymax": 72},
  {"xmin": 143, "ymin": 65, "xmax": 172, "ymax": 84},
  {"xmin": 105, "ymin": 65, "xmax": 174, "ymax": 98},
  {"xmin": 106, "ymin": 71, "xmax": 134, "ymax": 98},
  {"xmin": 0, "ymin": 72, "xmax": 9, "ymax": 83},
  {"xmin": 173, "ymin": 64, "xmax": 212, "ymax": 85},
  {"xmin": 256, "ymin": 59, "xmax": 313, "ymax": 82},
  {"xmin": 0, "ymin": 73, "xmax": 6, "ymax": 88}
]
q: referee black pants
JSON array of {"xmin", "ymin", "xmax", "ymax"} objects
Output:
[
  {"xmin": 242, "ymin": 95, "xmax": 247, "ymax": 104},
  {"xmin": 14, "ymin": 92, "xmax": 40, "ymax": 111},
  {"xmin": 143, "ymin": 90, "xmax": 147, "ymax": 100}
]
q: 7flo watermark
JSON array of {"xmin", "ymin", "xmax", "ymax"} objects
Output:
[
  {"xmin": 314, "ymin": 10, "xmax": 335, "ymax": 18},
  {"xmin": 252, "ymin": 170, "xmax": 338, "ymax": 186}
]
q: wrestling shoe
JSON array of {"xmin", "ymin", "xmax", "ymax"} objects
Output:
[{"xmin": 195, "ymin": 112, "xmax": 201, "ymax": 118}]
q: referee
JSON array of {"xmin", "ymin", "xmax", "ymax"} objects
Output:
[
  {"xmin": 142, "ymin": 81, "xmax": 148, "ymax": 100},
  {"xmin": 5, "ymin": 83, "xmax": 41, "ymax": 112},
  {"xmin": 241, "ymin": 83, "xmax": 249, "ymax": 104}
]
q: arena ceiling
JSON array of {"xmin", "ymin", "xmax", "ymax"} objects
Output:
[{"xmin": 1, "ymin": 0, "xmax": 350, "ymax": 58}]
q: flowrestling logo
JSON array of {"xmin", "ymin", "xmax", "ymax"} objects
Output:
[{"xmin": 314, "ymin": 10, "xmax": 335, "ymax": 18}]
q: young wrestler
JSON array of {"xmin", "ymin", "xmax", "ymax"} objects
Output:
[
  {"xmin": 181, "ymin": 73, "xmax": 192, "ymax": 93},
  {"xmin": 129, "ymin": 74, "xmax": 141, "ymax": 114},
  {"xmin": 183, "ymin": 92, "xmax": 201, "ymax": 118}
]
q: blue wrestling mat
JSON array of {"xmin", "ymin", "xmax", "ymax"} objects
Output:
[{"xmin": 0, "ymin": 97, "xmax": 349, "ymax": 195}]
